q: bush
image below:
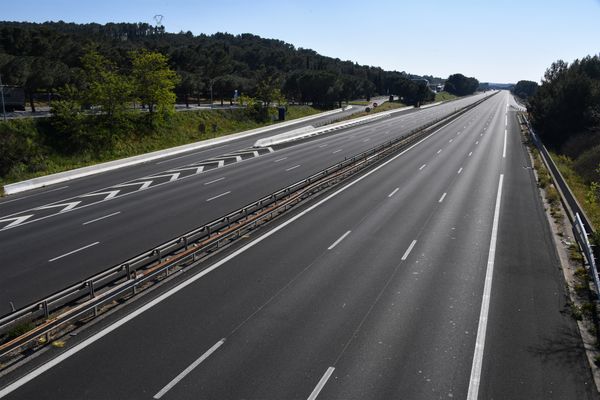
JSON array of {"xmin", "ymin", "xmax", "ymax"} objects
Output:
[
  {"xmin": 0, "ymin": 119, "xmax": 46, "ymax": 178},
  {"xmin": 573, "ymin": 145, "xmax": 600, "ymax": 184}
]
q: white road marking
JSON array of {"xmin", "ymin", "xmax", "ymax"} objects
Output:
[
  {"xmin": 332, "ymin": 149, "xmax": 342, "ymax": 154},
  {"xmin": 388, "ymin": 188, "xmax": 400, "ymax": 198},
  {"xmin": 0, "ymin": 105, "xmax": 455, "ymax": 398},
  {"xmin": 206, "ymin": 191, "xmax": 231, "ymax": 202},
  {"xmin": 362, "ymin": 138, "xmax": 370, "ymax": 142},
  {"xmin": 439, "ymin": 192, "xmax": 447, "ymax": 203},
  {"xmin": 458, "ymin": 167, "xmax": 463, "ymax": 174},
  {"xmin": 274, "ymin": 157, "xmax": 288, "ymax": 162},
  {"xmin": 307, "ymin": 367, "xmax": 335, "ymax": 400},
  {"xmin": 204, "ymin": 177, "xmax": 225, "ymax": 185},
  {"xmin": 467, "ymin": 174, "xmax": 504, "ymax": 400},
  {"xmin": 419, "ymin": 164, "xmax": 426, "ymax": 171},
  {"xmin": 468, "ymin": 152, "xmax": 473, "ymax": 157},
  {"xmin": 457, "ymin": 131, "xmax": 461, "ymax": 135},
  {"xmin": 475, "ymin": 141, "xmax": 479, "ymax": 145},
  {"xmin": 153, "ymin": 339, "xmax": 225, "ymax": 399},
  {"xmin": 503, "ymin": 129, "xmax": 507, "ymax": 159},
  {"xmin": 155, "ymin": 145, "xmax": 228, "ymax": 164},
  {"xmin": 318, "ymin": 144, "xmax": 328, "ymax": 148},
  {"xmin": 401, "ymin": 240, "xmax": 417, "ymax": 261},
  {"xmin": 449, "ymin": 139, "xmax": 453, "ymax": 143},
  {"xmin": 0, "ymin": 186, "xmax": 69, "ymax": 205},
  {"xmin": 48, "ymin": 242, "xmax": 100, "ymax": 262},
  {"xmin": 286, "ymin": 164, "xmax": 301, "ymax": 171},
  {"xmin": 328, "ymin": 230, "xmax": 352, "ymax": 250},
  {"xmin": 437, "ymin": 149, "xmax": 442, "ymax": 154},
  {"xmin": 82, "ymin": 212, "xmax": 121, "ymax": 226}
]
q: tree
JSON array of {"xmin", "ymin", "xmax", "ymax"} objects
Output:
[
  {"xmin": 445, "ymin": 73, "xmax": 479, "ymax": 96},
  {"xmin": 512, "ymin": 80, "xmax": 538, "ymax": 100},
  {"xmin": 130, "ymin": 49, "xmax": 179, "ymax": 117},
  {"xmin": 81, "ymin": 50, "xmax": 132, "ymax": 122}
]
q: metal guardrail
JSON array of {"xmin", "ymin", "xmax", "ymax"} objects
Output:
[
  {"xmin": 521, "ymin": 114, "xmax": 599, "ymax": 295},
  {"xmin": 0, "ymin": 93, "xmax": 494, "ymax": 360}
]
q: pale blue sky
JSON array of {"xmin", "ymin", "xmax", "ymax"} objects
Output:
[{"xmin": 3, "ymin": 0, "xmax": 600, "ymax": 83}]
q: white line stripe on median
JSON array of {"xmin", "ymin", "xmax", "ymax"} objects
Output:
[
  {"xmin": 286, "ymin": 164, "xmax": 301, "ymax": 171},
  {"xmin": 0, "ymin": 105, "xmax": 455, "ymax": 399},
  {"xmin": 401, "ymin": 240, "xmax": 417, "ymax": 261},
  {"xmin": 307, "ymin": 367, "xmax": 335, "ymax": 400},
  {"xmin": 48, "ymin": 242, "xmax": 100, "ymax": 262},
  {"xmin": 388, "ymin": 188, "xmax": 399, "ymax": 198},
  {"xmin": 153, "ymin": 339, "xmax": 225, "ymax": 399},
  {"xmin": 328, "ymin": 230, "xmax": 351, "ymax": 250},
  {"xmin": 206, "ymin": 191, "xmax": 231, "ymax": 202},
  {"xmin": 439, "ymin": 192, "xmax": 447, "ymax": 203},
  {"xmin": 82, "ymin": 212, "xmax": 121, "ymax": 226},
  {"xmin": 467, "ymin": 174, "xmax": 504, "ymax": 400}
]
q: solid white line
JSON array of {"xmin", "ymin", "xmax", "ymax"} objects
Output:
[
  {"xmin": 419, "ymin": 164, "xmax": 426, "ymax": 171},
  {"xmin": 48, "ymin": 242, "xmax": 100, "ymax": 262},
  {"xmin": 0, "ymin": 186, "xmax": 69, "ymax": 205},
  {"xmin": 388, "ymin": 188, "xmax": 399, "ymax": 198},
  {"xmin": 467, "ymin": 174, "xmax": 504, "ymax": 400},
  {"xmin": 401, "ymin": 240, "xmax": 417, "ymax": 261},
  {"xmin": 328, "ymin": 230, "xmax": 351, "ymax": 250},
  {"xmin": 468, "ymin": 152, "xmax": 473, "ymax": 157},
  {"xmin": 307, "ymin": 367, "xmax": 335, "ymax": 400},
  {"xmin": 437, "ymin": 149, "xmax": 442, "ymax": 154},
  {"xmin": 155, "ymin": 146, "xmax": 228, "ymax": 164},
  {"xmin": 332, "ymin": 149, "xmax": 342, "ymax": 154},
  {"xmin": 438, "ymin": 192, "xmax": 447, "ymax": 203},
  {"xmin": 274, "ymin": 157, "xmax": 288, "ymax": 162},
  {"xmin": 204, "ymin": 177, "xmax": 225, "ymax": 185},
  {"xmin": 82, "ymin": 212, "xmax": 121, "ymax": 226},
  {"xmin": 153, "ymin": 339, "xmax": 225, "ymax": 399},
  {"xmin": 503, "ymin": 129, "xmax": 507, "ymax": 158},
  {"xmin": 286, "ymin": 164, "xmax": 301, "ymax": 171},
  {"xmin": 458, "ymin": 167, "xmax": 463, "ymax": 174},
  {"xmin": 206, "ymin": 191, "xmax": 231, "ymax": 202},
  {"xmin": 0, "ymin": 105, "xmax": 455, "ymax": 399}
]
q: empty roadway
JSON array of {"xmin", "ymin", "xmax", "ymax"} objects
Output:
[{"xmin": 1, "ymin": 91, "xmax": 594, "ymax": 399}]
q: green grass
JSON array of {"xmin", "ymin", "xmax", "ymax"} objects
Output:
[
  {"xmin": 340, "ymin": 101, "xmax": 408, "ymax": 120},
  {"xmin": 0, "ymin": 105, "xmax": 322, "ymax": 187},
  {"xmin": 348, "ymin": 100, "xmax": 371, "ymax": 106},
  {"xmin": 549, "ymin": 152, "xmax": 600, "ymax": 230},
  {"xmin": 434, "ymin": 91, "xmax": 457, "ymax": 102}
]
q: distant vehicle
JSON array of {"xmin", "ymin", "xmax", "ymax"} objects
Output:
[{"xmin": 1, "ymin": 86, "xmax": 26, "ymax": 111}]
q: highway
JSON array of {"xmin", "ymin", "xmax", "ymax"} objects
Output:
[
  {"xmin": 0, "ymin": 93, "xmax": 489, "ymax": 311},
  {"xmin": 0, "ymin": 91, "xmax": 596, "ymax": 399}
]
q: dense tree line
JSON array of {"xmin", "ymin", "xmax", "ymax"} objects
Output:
[
  {"xmin": 0, "ymin": 21, "xmax": 442, "ymax": 109},
  {"xmin": 512, "ymin": 80, "xmax": 538, "ymax": 100},
  {"xmin": 529, "ymin": 55, "xmax": 600, "ymax": 184},
  {"xmin": 444, "ymin": 73, "xmax": 479, "ymax": 96}
]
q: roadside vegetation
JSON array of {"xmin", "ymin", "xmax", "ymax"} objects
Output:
[
  {"xmin": 434, "ymin": 91, "xmax": 457, "ymax": 102},
  {"xmin": 528, "ymin": 55, "xmax": 600, "ymax": 239}
]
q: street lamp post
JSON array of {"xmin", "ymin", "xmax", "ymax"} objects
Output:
[{"xmin": 0, "ymin": 73, "xmax": 6, "ymax": 122}]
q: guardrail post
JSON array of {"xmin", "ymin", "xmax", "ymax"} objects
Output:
[
  {"xmin": 42, "ymin": 300, "xmax": 50, "ymax": 343},
  {"xmin": 88, "ymin": 280, "xmax": 98, "ymax": 317}
]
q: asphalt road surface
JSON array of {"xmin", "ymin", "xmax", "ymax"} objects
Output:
[
  {"xmin": 0, "ymin": 93, "xmax": 489, "ymax": 310},
  {"xmin": 0, "ymin": 91, "xmax": 596, "ymax": 399}
]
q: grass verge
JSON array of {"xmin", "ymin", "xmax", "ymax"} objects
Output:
[{"xmin": 434, "ymin": 91, "xmax": 457, "ymax": 102}]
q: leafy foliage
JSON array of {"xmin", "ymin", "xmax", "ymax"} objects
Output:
[
  {"xmin": 512, "ymin": 80, "xmax": 538, "ymax": 100},
  {"xmin": 444, "ymin": 73, "xmax": 479, "ymax": 96}
]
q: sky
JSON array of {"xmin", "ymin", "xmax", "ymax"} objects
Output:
[{"xmin": 3, "ymin": 0, "xmax": 600, "ymax": 83}]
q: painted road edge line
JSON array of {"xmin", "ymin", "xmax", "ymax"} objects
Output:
[
  {"xmin": 153, "ymin": 339, "xmax": 225, "ymax": 399},
  {"xmin": 466, "ymin": 174, "xmax": 504, "ymax": 400},
  {"xmin": 328, "ymin": 230, "xmax": 351, "ymax": 250},
  {"xmin": 401, "ymin": 240, "xmax": 417, "ymax": 261},
  {"xmin": 82, "ymin": 212, "xmax": 121, "ymax": 226},
  {"xmin": 307, "ymin": 367, "xmax": 335, "ymax": 400},
  {"xmin": 0, "ymin": 101, "xmax": 456, "ymax": 399},
  {"xmin": 48, "ymin": 242, "xmax": 100, "ymax": 262}
]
